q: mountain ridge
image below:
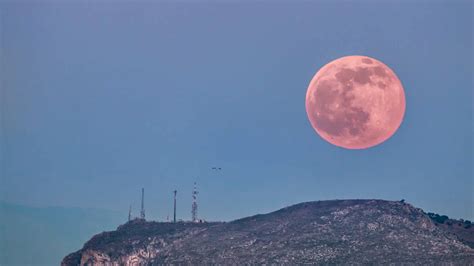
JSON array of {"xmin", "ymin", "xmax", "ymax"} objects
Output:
[{"xmin": 62, "ymin": 199, "xmax": 474, "ymax": 265}]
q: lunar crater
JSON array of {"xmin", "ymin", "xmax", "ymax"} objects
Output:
[
  {"xmin": 361, "ymin": 58, "xmax": 373, "ymax": 64},
  {"xmin": 312, "ymin": 77, "xmax": 370, "ymax": 138}
]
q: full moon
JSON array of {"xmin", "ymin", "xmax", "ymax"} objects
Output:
[{"xmin": 305, "ymin": 55, "xmax": 405, "ymax": 149}]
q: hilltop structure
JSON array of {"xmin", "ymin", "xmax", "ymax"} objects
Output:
[
  {"xmin": 191, "ymin": 182, "xmax": 198, "ymax": 222},
  {"xmin": 173, "ymin": 190, "xmax": 177, "ymax": 223},
  {"xmin": 140, "ymin": 188, "xmax": 145, "ymax": 220}
]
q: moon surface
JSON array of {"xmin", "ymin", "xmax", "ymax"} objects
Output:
[{"xmin": 305, "ymin": 55, "xmax": 405, "ymax": 149}]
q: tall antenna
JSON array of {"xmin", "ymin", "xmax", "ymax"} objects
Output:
[
  {"xmin": 173, "ymin": 190, "xmax": 177, "ymax": 223},
  {"xmin": 191, "ymin": 182, "xmax": 198, "ymax": 222},
  {"xmin": 128, "ymin": 205, "xmax": 132, "ymax": 222},
  {"xmin": 140, "ymin": 188, "xmax": 145, "ymax": 220}
]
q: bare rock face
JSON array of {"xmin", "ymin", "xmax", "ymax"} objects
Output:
[{"xmin": 62, "ymin": 200, "xmax": 474, "ymax": 265}]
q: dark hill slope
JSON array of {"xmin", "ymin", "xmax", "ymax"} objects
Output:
[
  {"xmin": 426, "ymin": 212, "xmax": 474, "ymax": 248},
  {"xmin": 62, "ymin": 200, "xmax": 474, "ymax": 265}
]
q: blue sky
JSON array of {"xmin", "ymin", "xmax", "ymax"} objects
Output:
[{"xmin": 1, "ymin": 1, "xmax": 472, "ymax": 222}]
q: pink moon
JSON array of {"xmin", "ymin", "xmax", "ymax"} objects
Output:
[{"xmin": 305, "ymin": 55, "xmax": 406, "ymax": 149}]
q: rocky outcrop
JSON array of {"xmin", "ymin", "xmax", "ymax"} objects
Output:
[{"xmin": 62, "ymin": 200, "xmax": 474, "ymax": 265}]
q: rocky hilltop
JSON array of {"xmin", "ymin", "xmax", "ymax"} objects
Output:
[{"xmin": 62, "ymin": 200, "xmax": 474, "ymax": 265}]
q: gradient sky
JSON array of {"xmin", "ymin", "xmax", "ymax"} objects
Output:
[{"xmin": 1, "ymin": 1, "xmax": 472, "ymax": 222}]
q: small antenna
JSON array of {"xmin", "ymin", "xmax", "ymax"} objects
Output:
[
  {"xmin": 173, "ymin": 190, "xmax": 177, "ymax": 223},
  {"xmin": 140, "ymin": 188, "xmax": 145, "ymax": 220},
  {"xmin": 128, "ymin": 205, "xmax": 132, "ymax": 222},
  {"xmin": 192, "ymin": 182, "xmax": 198, "ymax": 222}
]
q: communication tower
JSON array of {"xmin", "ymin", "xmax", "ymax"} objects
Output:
[
  {"xmin": 173, "ymin": 190, "xmax": 177, "ymax": 223},
  {"xmin": 191, "ymin": 182, "xmax": 198, "ymax": 222},
  {"xmin": 140, "ymin": 188, "xmax": 145, "ymax": 220}
]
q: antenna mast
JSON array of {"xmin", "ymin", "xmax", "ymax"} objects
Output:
[
  {"xmin": 191, "ymin": 182, "xmax": 198, "ymax": 222},
  {"xmin": 173, "ymin": 190, "xmax": 177, "ymax": 223},
  {"xmin": 128, "ymin": 205, "xmax": 132, "ymax": 222},
  {"xmin": 140, "ymin": 188, "xmax": 145, "ymax": 220}
]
